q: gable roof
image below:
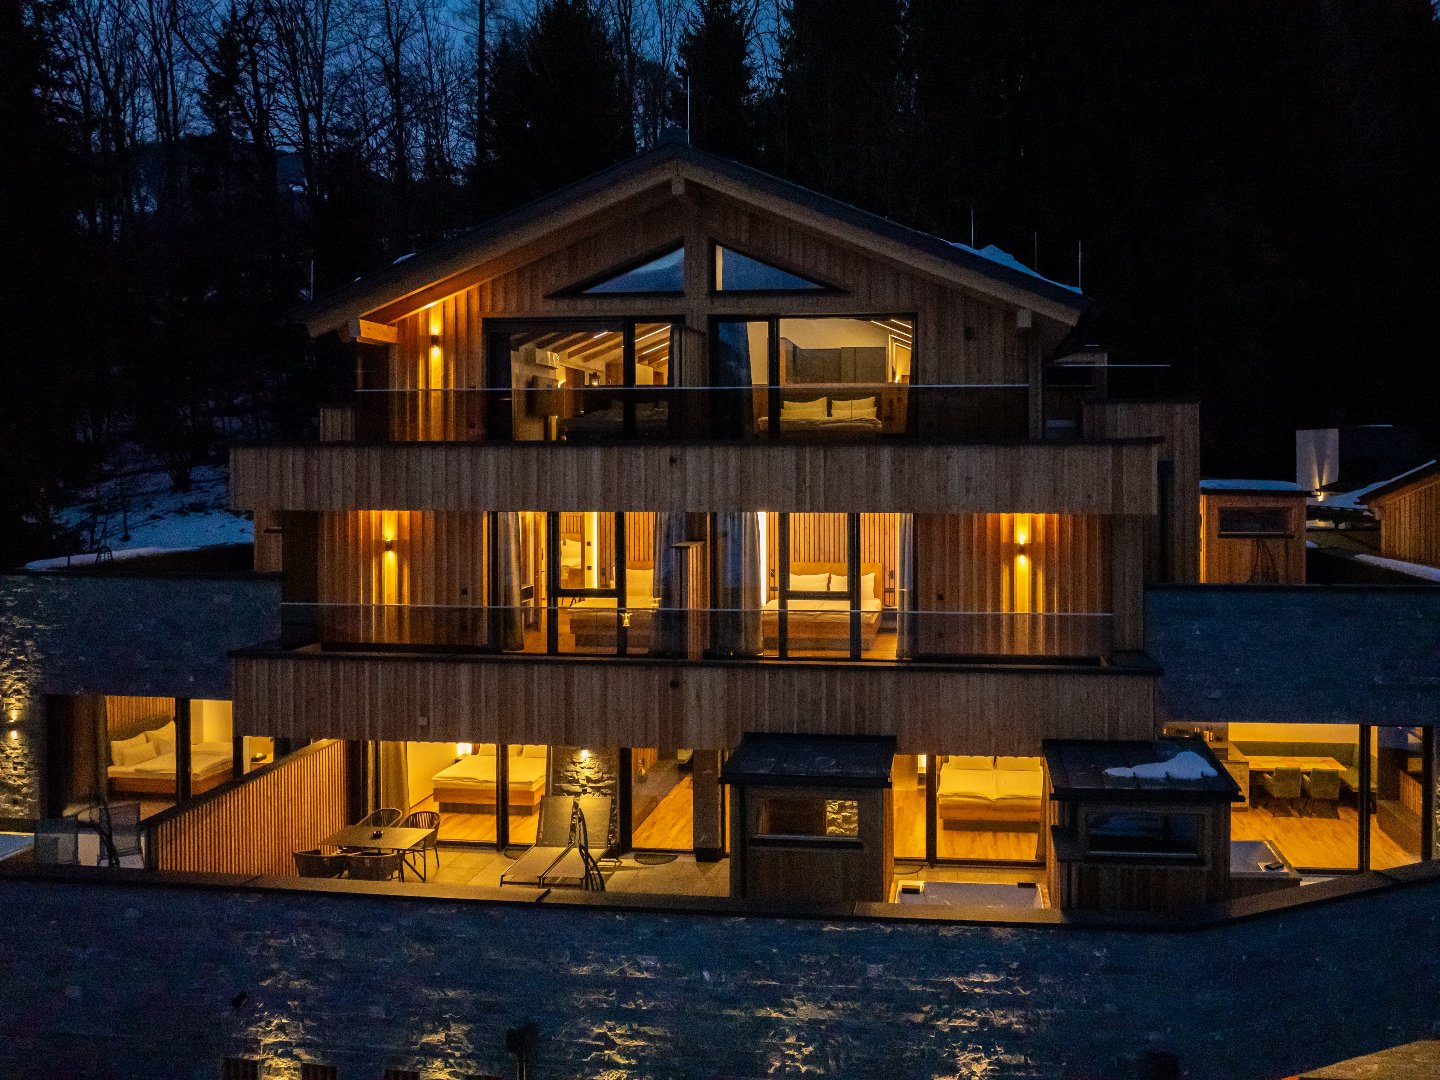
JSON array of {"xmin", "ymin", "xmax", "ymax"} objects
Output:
[
  {"xmin": 293, "ymin": 136, "xmax": 1090, "ymax": 337},
  {"xmin": 1359, "ymin": 458, "xmax": 1440, "ymax": 505}
]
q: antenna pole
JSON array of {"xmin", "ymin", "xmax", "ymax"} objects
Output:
[
  {"xmin": 969, "ymin": 207, "xmax": 975, "ymax": 248},
  {"xmin": 1077, "ymin": 241, "xmax": 1084, "ymax": 290},
  {"xmin": 686, "ymin": 74, "xmax": 692, "ymax": 138}
]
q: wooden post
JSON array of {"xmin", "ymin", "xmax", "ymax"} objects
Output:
[
  {"xmin": 692, "ymin": 750, "xmax": 724, "ymax": 862},
  {"xmin": 175, "ymin": 699, "xmax": 193, "ymax": 804}
]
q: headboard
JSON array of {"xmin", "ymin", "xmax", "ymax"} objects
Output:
[{"xmin": 788, "ymin": 561, "xmax": 884, "ymax": 600}]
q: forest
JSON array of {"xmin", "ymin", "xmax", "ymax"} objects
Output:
[{"xmin": 2, "ymin": 0, "xmax": 1439, "ymax": 565}]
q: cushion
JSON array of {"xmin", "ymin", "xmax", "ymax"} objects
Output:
[
  {"xmin": 831, "ymin": 397, "xmax": 878, "ymax": 419},
  {"xmin": 475, "ymin": 743, "xmax": 497, "ymax": 756},
  {"xmin": 112, "ymin": 734, "xmax": 158, "ymax": 767},
  {"xmin": 789, "ymin": 572, "xmax": 830, "ymax": 592},
  {"xmin": 523, "ymin": 744, "xmax": 548, "ymax": 758},
  {"xmin": 780, "ymin": 397, "xmax": 828, "ymax": 419},
  {"xmin": 994, "ymin": 770, "xmax": 1043, "ymax": 800},
  {"xmin": 861, "ymin": 572, "xmax": 878, "ymax": 601},
  {"xmin": 625, "ymin": 568, "xmax": 655, "ymax": 603},
  {"xmin": 996, "ymin": 756, "xmax": 1044, "ymax": 772},
  {"xmin": 829, "ymin": 574, "xmax": 848, "ymax": 593},
  {"xmin": 946, "ymin": 754, "xmax": 995, "ymax": 770},
  {"xmin": 146, "ymin": 722, "xmax": 177, "ymax": 756}
]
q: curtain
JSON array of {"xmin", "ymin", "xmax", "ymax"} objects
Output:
[
  {"xmin": 378, "ymin": 741, "xmax": 410, "ymax": 814},
  {"xmin": 494, "ymin": 512, "xmax": 524, "ymax": 650},
  {"xmin": 651, "ymin": 511, "xmax": 688, "ymax": 655},
  {"xmin": 711, "ymin": 512, "xmax": 762, "ymax": 657},
  {"xmin": 896, "ymin": 513, "xmax": 915, "ymax": 659}
]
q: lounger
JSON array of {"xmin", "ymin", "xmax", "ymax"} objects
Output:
[{"xmin": 500, "ymin": 795, "xmax": 609, "ymax": 891}]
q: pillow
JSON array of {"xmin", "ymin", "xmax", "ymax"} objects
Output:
[
  {"xmin": 522, "ymin": 744, "xmax": 548, "ymax": 758},
  {"xmin": 476, "ymin": 743, "xmax": 497, "ymax": 755},
  {"xmin": 112, "ymin": 734, "xmax": 157, "ymax": 767},
  {"xmin": 789, "ymin": 572, "xmax": 830, "ymax": 592},
  {"xmin": 862, "ymin": 572, "xmax": 878, "ymax": 601},
  {"xmin": 145, "ymin": 723, "xmax": 177, "ymax": 756},
  {"xmin": 946, "ymin": 754, "xmax": 995, "ymax": 770},
  {"xmin": 996, "ymin": 756, "xmax": 1044, "ymax": 772},
  {"xmin": 625, "ymin": 568, "xmax": 655, "ymax": 603},
  {"xmin": 829, "ymin": 573, "xmax": 848, "ymax": 593},
  {"xmin": 780, "ymin": 397, "xmax": 828, "ymax": 419},
  {"xmin": 831, "ymin": 397, "xmax": 878, "ymax": 420}
]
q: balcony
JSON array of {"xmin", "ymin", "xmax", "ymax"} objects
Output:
[{"xmin": 322, "ymin": 384, "xmax": 1031, "ymax": 445}]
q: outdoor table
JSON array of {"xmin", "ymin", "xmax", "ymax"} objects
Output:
[{"xmin": 320, "ymin": 825, "xmax": 433, "ymax": 855}]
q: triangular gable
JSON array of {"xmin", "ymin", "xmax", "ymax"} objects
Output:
[
  {"xmin": 557, "ymin": 244, "xmax": 685, "ymax": 296},
  {"xmin": 714, "ymin": 245, "xmax": 832, "ymax": 292}
]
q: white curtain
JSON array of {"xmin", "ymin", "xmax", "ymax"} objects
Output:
[
  {"xmin": 896, "ymin": 514, "xmax": 915, "ymax": 659},
  {"xmin": 651, "ymin": 512, "xmax": 688, "ymax": 655},
  {"xmin": 494, "ymin": 512, "xmax": 524, "ymax": 650},
  {"xmin": 711, "ymin": 512, "xmax": 762, "ymax": 657}
]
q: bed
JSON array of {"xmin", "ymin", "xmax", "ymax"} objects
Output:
[
  {"xmin": 937, "ymin": 755, "xmax": 1045, "ymax": 829},
  {"xmin": 762, "ymin": 564, "xmax": 884, "ymax": 650},
  {"xmin": 757, "ymin": 394, "xmax": 886, "ymax": 438},
  {"xmin": 564, "ymin": 567, "xmax": 661, "ymax": 650},
  {"xmin": 107, "ymin": 725, "xmax": 234, "ymax": 797},
  {"xmin": 431, "ymin": 745, "xmax": 549, "ymax": 812}
]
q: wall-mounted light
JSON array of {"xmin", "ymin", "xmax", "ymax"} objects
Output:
[
  {"xmin": 384, "ymin": 537, "xmax": 394, "ymax": 553},
  {"xmin": 579, "ymin": 748, "xmax": 591, "ymax": 763},
  {"xmin": 456, "ymin": 742, "xmax": 473, "ymax": 757}
]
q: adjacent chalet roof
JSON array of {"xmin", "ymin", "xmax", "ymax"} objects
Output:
[
  {"xmin": 294, "ymin": 134, "xmax": 1090, "ymax": 337},
  {"xmin": 1199, "ymin": 478, "xmax": 1310, "ymax": 495},
  {"xmin": 1358, "ymin": 458, "xmax": 1440, "ymax": 505},
  {"xmin": 721, "ymin": 733, "xmax": 897, "ymax": 788},
  {"xmin": 1042, "ymin": 739, "xmax": 1240, "ymax": 802}
]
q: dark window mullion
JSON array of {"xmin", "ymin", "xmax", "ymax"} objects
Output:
[
  {"xmin": 616, "ymin": 513, "xmax": 628, "ymax": 656},
  {"xmin": 1359, "ymin": 724, "xmax": 1372, "ymax": 871},
  {"xmin": 777, "ymin": 512, "xmax": 790, "ymax": 657},
  {"xmin": 767, "ymin": 317, "xmax": 781, "ymax": 442},
  {"xmin": 848, "ymin": 513, "xmax": 862, "ymax": 660}
]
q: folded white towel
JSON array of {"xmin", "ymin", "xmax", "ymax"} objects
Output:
[{"xmin": 1103, "ymin": 750, "xmax": 1217, "ymax": 781}]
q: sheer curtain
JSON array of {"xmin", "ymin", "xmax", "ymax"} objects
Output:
[
  {"xmin": 378, "ymin": 741, "xmax": 410, "ymax": 814},
  {"xmin": 711, "ymin": 512, "xmax": 762, "ymax": 657},
  {"xmin": 896, "ymin": 514, "xmax": 915, "ymax": 659},
  {"xmin": 651, "ymin": 511, "xmax": 688, "ymax": 655},
  {"xmin": 494, "ymin": 512, "xmax": 524, "ymax": 651}
]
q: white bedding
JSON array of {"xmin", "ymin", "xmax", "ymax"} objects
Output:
[
  {"xmin": 938, "ymin": 762, "xmax": 1043, "ymax": 804},
  {"xmin": 107, "ymin": 745, "xmax": 233, "ymax": 780},
  {"xmin": 763, "ymin": 595, "xmax": 882, "ymax": 616},
  {"xmin": 432, "ymin": 754, "xmax": 548, "ymax": 787}
]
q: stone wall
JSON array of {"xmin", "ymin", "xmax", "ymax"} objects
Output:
[{"xmin": 0, "ymin": 875, "xmax": 1438, "ymax": 1080}]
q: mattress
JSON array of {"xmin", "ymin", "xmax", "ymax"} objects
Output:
[
  {"xmin": 432, "ymin": 754, "xmax": 548, "ymax": 788},
  {"xmin": 757, "ymin": 416, "xmax": 883, "ymax": 437},
  {"xmin": 107, "ymin": 745, "xmax": 233, "ymax": 781},
  {"xmin": 566, "ymin": 595, "xmax": 660, "ymax": 647},
  {"xmin": 937, "ymin": 767, "xmax": 1042, "ymax": 805},
  {"xmin": 761, "ymin": 595, "xmax": 882, "ymax": 648}
]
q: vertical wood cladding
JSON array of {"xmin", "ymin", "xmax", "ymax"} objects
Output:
[
  {"xmin": 1198, "ymin": 493, "xmax": 1308, "ymax": 584},
  {"xmin": 148, "ymin": 739, "xmax": 349, "ymax": 877},
  {"xmin": 913, "ymin": 513, "xmax": 1110, "ymax": 657},
  {"xmin": 1373, "ymin": 474, "xmax": 1440, "ymax": 569}
]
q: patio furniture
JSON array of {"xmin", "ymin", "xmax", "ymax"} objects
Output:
[
  {"xmin": 1259, "ymin": 767, "xmax": 1303, "ymax": 814},
  {"xmin": 401, "ymin": 810, "xmax": 441, "ymax": 880},
  {"xmin": 33, "ymin": 818, "xmax": 80, "ymax": 865},
  {"xmin": 319, "ymin": 824, "xmax": 433, "ymax": 881},
  {"xmin": 1303, "ymin": 767, "xmax": 1342, "ymax": 816},
  {"xmin": 78, "ymin": 801, "xmax": 143, "ymax": 866},
  {"xmin": 293, "ymin": 848, "xmax": 348, "ymax": 877},
  {"xmin": 345, "ymin": 850, "xmax": 404, "ymax": 881},
  {"xmin": 357, "ymin": 807, "xmax": 403, "ymax": 828},
  {"xmin": 500, "ymin": 795, "xmax": 609, "ymax": 891}
]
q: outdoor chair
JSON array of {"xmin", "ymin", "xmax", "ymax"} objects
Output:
[
  {"xmin": 357, "ymin": 807, "xmax": 403, "ymax": 828},
  {"xmin": 78, "ymin": 800, "xmax": 143, "ymax": 866},
  {"xmin": 33, "ymin": 818, "xmax": 80, "ymax": 866},
  {"xmin": 345, "ymin": 850, "xmax": 404, "ymax": 881},
  {"xmin": 402, "ymin": 810, "xmax": 441, "ymax": 880},
  {"xmin": 293, "ymin": 848, "xmax": 348, "ymax": 878},
  {"xmin": 1259, "ymin": 767, "xmax": 1303, "ymax": 814},
  {"xmin": 1303, "ymin": 768, "xmax": 1343, "ymax": 816}
]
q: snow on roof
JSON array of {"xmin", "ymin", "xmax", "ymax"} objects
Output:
[
  {"xmin": 1352, "ymin": 552, "xmax": 1440, "ymax": 584},
  {"xmin": 1199, "ymin": 478, "xmax": 1308, "ymax": 493},
  {"xmin": 948, "ymin": 242, "xmax": 1084, "ymax": 295},
  {"xmin": 1344, "ymin": 458, "xmax": 1439, "ymax": 508}
]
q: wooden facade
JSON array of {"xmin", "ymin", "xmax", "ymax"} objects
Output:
[
  {"xmin": 231, "ymin": 651, "xmax": 1155, "ymax": 756},
  {"xmin": 147, "ymin": 739, "xmax": 349, "ymax": 877},
  {"xmin": 1369, "ymin": 467, "xmax": 1440, "ymax": 569},
  {"xmin": 231, "ymin": 440, "xmax": 1159, "ymax": 517},
  {"xmin": 1199, "ymin": 489, "xmax": 1308, "ymax": 585}
]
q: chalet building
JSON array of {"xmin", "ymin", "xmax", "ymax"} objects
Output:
[
  {"xmin": 20, "ymin": 139, "xmax": 1434, "ymax": 912},
  {"xmin": 1364, "ymin": 460, "xmax": 1440, "ymax": 570}
]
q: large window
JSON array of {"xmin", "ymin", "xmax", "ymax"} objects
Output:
[
  {"xmin": 931, "ymin": 754, "xmax": 1045, "ymax": 863},
  {"xmin": 630, "ymin": 747, "xmax": 695, "ymax": 851}
]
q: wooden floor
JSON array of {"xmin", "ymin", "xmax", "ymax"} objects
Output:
[
  {"xmin": 632, "ymin": 775, "xmax": 693, "ymax": 850},
  {"xmin": 410, "ymin": 793, "xmax": 540, "ymax": 846},
  {"xmin": 894, "ymin": 784, "xmax": 1041, "ymax": 863},
  {"xmin": 1231, "ymin": 801, "xmax": 1416, "ymax": 870}
]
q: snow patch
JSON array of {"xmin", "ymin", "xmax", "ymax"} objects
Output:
[
  {"xmin": 1104, "ymin": 751, "xmax": 1218, "ymax": 782},
  {"xmin": 1200, "ymin": 478, "xmax": 1307, "ymax": 493},
  {"xmin": 1352, "ymin": 553, "xmax": 1440, "ymax": 584},
  {"xmin": 948, "ymin": 242, "xmax": 1084, "ymax": 294}
]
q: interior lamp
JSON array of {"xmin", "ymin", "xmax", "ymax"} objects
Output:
[{"xmin": 455, "ymin": 742, "xmax": 474, "ymax": 757}]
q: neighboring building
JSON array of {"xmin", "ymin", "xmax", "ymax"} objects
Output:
[
  {"xmin": 1363, "ymin": 459, "xmax": 1440, "ymax": 570},
  {"xmin": 1198, "ymin": 479, "xmax": 1309, "ymax": 584},
  {"xmin": 1296, "ymin": 424, "xmax": 1427, "ymax": 494}
]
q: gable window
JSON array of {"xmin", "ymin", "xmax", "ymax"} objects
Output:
[
  {"xmin": 714, "ymin": 245, "xmax": 829, "ymax": 292},
  {"xmin": 573, "ymin": 246, "xmax": 684, "ymax": 295}
]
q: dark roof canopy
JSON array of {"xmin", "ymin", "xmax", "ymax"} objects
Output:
[
  {"xmin": 722, "ymin": 733, "xmax": 896, "ymax": 788},
  {"xmin": 1043, "ymin": 739, "xmax": 1239, "ymax": 802}
]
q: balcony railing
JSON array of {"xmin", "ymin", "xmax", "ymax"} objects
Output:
[
  {"xmin": 327, "ymin": 384, "xmax": 1031, "ymax": 445},
  {"xmin": 281, "ymin": 602, "xmax": 1113, "ymax": 662}
]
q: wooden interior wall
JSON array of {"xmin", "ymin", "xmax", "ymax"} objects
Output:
[
  {"xmin": 1083, "ymin": 401, "xmax": 1200, "ymax": 583},
  {"xmin": 317, "ymin": 511, "xmax": 490, "ymax": 645},
  {"xmin": 148, "ymin": 739, "xmax": 349, "ymax": 877},
  {"xmin": 1198, "ymin": 494, "xmax": 1307, "ymax": 584},
  {"xmin": 233, "ymin": 653, "xmax": 1155, "ymax": 756},
  {"xmin": 1374, "ymin": 476, "xmax": 1440, "ymax": 568},
  {"xmin": 913, "ymin": 513, "xmax": 1111, "ymax": 657},
  {"xmin": 232, "ymin": 440, "xmax": 1159, "ymax": 517},
  {"xmin": 105, "ymin": 696, "xmax": 175, "ymax": 736},
  {"xmin": 762, "ymin": 513, "xmax": 899, "ymax": 599}
]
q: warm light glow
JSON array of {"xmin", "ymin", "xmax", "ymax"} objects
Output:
[
  {"xmin": 757, "ymin": 512, "xmax": 769, "ymax": 604},
  {"xmin": 456, "ymin": 742, "xmax": 473, "ymax": 756},
  {"xmin": 584, "ymin": 512, "xmax": 600, "ymax": 590},
  {"xmin": 579, "ymin": 748, "xmax": 591, "ymax": 762},
  {"xmin": 6, "ymin": 729, "xmax": 17, "ymax": 742}
]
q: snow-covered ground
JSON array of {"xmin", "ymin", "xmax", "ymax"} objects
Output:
[
  {"xmin": 1352, "ymin": 552, "xmax": 1440, "ymax": 584},
  {"xmin": 24, "ymin": 464, "xmax": 251, "ymax": 571}
]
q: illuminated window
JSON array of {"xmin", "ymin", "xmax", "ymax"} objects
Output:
[
  {"xmin": 715, "ymin": 246, "xmax": 829, "ymax": 292},
  {"xmin": 577, "ymin": 246, "xmax": 684, "ymax": 294}
]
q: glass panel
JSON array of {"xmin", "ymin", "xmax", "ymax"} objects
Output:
[
  {"xmin": 778, "ymin": 512, "xmax": 852, "ymax": 659},
  {"xmin": 776, "ymin": 317, "xmax": 910, "ymax": 437},
  {"xmin": 633, "ymin": 322, "xmax": 675, "ymax": 435},
  {"xmin": 505, "ymin": 743, "xmax": 550, "ymax": 847},
  {"xmin": 557, "ymin": 512, "xmax": 620, "ymax": 655},
  {"xmin": 1370, "ymin": 726, "xmax": 1423, "ymax": 869},
  {"xmin": 756, "ymin": 795, "xmax": 859, "ymax": 839},
  {"xmin": 1085, "ymin": 811, "xmax": 1202, "ymax": 858},
  {"xmin": 713, "ymin": 319, "xmax": 769, "ymax": 438},
  {"xmin": 190, "ymin": 699, "xmax": 236, "ymax": 798},
  {"xmin": 242, "ymin": 735, "xmax": 274, "ymax": 774},
  {"xmin": 631, "ymin": 747, "xmax": 694, "ymax": 851},
  {"xmin": 1218, "ymin": 507, "xmax": 1291, "ymax": 536},
  {"xmin": 861, "ymin": 513, "xmax": 901, "ymax": 660},
  {"xmin": 1228, "ymin": 722, "xmax": 1360, "ymax": 871},
  {"xmin": 507, "ymin": 324, "xmax": 624, "ymax": 441},
  {"xmin": 715, "ymin": 246, "xmax": 826, "ymax": 291},
  {"xmin": 891, "ymin": 753, "xmax": 927, "ymax": 860},
  {"xmin": 497, "ymin": 511, "xmax": 548, "ymax": 654},
  {"xmin": 933, "ymin": 754, "xmax": 1044, "ymax": 862},
  {"xmin": 403, "ymin": 740, "xmax": 501, "ymax": 845},
  {"xmin": 105, "ymin": 696, "xmax": 178, "ymax": 819},
  {"xmin": 581, "ymin": 246, "xmax": 684, "ymax": 294}
]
